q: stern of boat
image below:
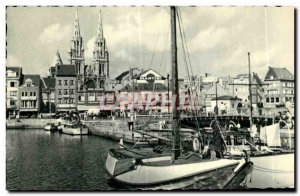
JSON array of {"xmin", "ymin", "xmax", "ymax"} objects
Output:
[{"xmin": 105, "ymin": 149, "xmax": 119, "ymax": 177}]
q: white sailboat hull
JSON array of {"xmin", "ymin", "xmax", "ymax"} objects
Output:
[
  {"xmin": 62, "ymin": 125, "xmax": 89, "ymax": 135},
  {"xmin": 246, "ymin": 153, "xmax": 294, "ymax": 188},
  {"xmin": 44, "ymin": 124, "xmax": 56, "ymax": 131},
  {"xmin": 106, "ymin": 150, "xmax": 247, "ymax": 189}
]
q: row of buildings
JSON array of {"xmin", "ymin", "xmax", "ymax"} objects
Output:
[
  {"xmin": 6, "ymin": 63, "xmax": 295, "ymax": 117},
  {"xmin": 6, "ymin": 10, "xmax": 295, "ymax": 118}
]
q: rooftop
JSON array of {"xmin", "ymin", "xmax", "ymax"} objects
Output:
[
  {"xmin": 41, "ymin": 77, "xmax": 56, "ymax": 89},
  {"xmin": 56, "ymin": 65, "xmax": 76, "ymax": 76},
  {"xmin": 21, "ymin": 74, "xmax": 41, "ymax": 87},
  {"xmin": 265, "ymin": 67, "xmax": 294, "ymax": 81},
  {"xmin": 211, "ymin": 95, "xmax": 241, "ymax": 101},
  {"xmin": 120, "ymin": 83, "xmax": 168, "ymax": 92}
]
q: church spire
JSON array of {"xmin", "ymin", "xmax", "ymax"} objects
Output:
[
  {"xmin": 97, "ymin": 9, "xmax": 103, "ymax": 39},
  {"xmin": 73, "ymin": 8, "xmax": 81, "ymax": 38},
  {"xmin": 56, "ymin": 50, "xmax": 63, "ymax": 65}
]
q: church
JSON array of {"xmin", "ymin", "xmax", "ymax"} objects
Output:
[{"xmin": 49, "ymin": 9, "xmax": 114, "ymax": 112}]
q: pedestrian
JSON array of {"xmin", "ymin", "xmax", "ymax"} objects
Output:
[
  {"xmin": 214, "ymin": 105, "xmax": 219, "ymax": 116},
  {"xmin": 237, "ymin": 101, "xmax": 242, "ymax": 115},
  {"xmin": 211, "ymin": 120, "xmax": 224, "ymax": 158},
  {"xmin": 220, "ymin": 102, "xmax": 226, "ymax": 115}
]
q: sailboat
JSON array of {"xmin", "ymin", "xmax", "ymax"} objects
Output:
[{"xmin": 105, "ymin": 6, "xmax": 252, "ymax": 190}]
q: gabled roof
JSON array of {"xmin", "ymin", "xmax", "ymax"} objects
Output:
[
  {"xmin": 204, "ymin": 83, "xmax": 231, "ymax": 96},
  {"xmin": 115, "ymin": 70, "xmax": 130, "ymax": 81},
  {"xmin": 264, "ymin": 67, "xmax": 294, "ymax": 81},
  {"xmin": 132, "ymin": 69, "xmax": 166, "ymax": 80},
  {"xmin": 41, "ymin": 77, "xmax": 56, "ymax": 89},
  {"xmin": 234, "ymin": 74, "xmax": 248, "ymax": 79},
  {"xmin": 252, "ymin": 72, "xmax": 262, "ymax": 85},
  {"xmin": 115, "ymin": 68, "xmax": 140, "ymax": 81},
  {"xmin": 56, "ymin": 65, "xmax": 76, "ymax": 76},
  {"xmin": 120, "ymin": 83, "xmax": 168, "ymax": 92},
  {"xmin": 21, "ymin": 75, "xmax": 41, "ymax": 87}
]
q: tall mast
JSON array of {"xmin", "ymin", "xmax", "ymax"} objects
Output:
[
  {"xmin": 248, "ymin": 52, "xmax": 253, "ymax": 132},
  {"xmin": 170, "ymin": 6, "xmax": 181, "ymax": 161}
]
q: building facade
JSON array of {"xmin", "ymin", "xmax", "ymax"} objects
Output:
[
  {"xmin": 118, "ymin": 69, "xmax": 170, "ymax": 113},
  {"xmin": 232, "ymin": 73, "xmax": 264, "ymax": 105},
  {"xmin": 41, "ymin": 77, "xmax": 56, "ymax": 113},
  {"xmin": 55, "ymin": 65, "xmax": 78, "ymax": 112},
  {"xmin": 6, "ymin": 67, "xmax": 23, "ymax": 117},
  {"xmin": 18, "ymin": 75, "xmax": 41, "ymax": 117},
  {"xmin": 264, "ymin": 67, "xmax": 294, "ymax": 106}
]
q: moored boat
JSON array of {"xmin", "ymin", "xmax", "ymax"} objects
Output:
[
  {"xmin": 105, "ymin": 6, "xmax": 252, "ymax": 190},
  {"xmin": 44, "ymin": 123, "xmax": 57, "ymax": 131},
  {"xmin": 62, "ymin": 123, "xmax": 88, "ymax": 135}
]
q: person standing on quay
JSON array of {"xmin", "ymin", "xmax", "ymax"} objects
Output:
[{"xmin": 237, "ymin": 101, "xmax": 242, "ymax": 115}]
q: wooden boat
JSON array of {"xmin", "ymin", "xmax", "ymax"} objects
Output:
[
  {"xmin": 105, "ymin": 6, "xmax": 252, "ymax": 190},
  {"xmin": 106, "ymin": 147, "xmax": 251, "ymax": 189},
  {"xmin": 62, "ymin": 123, "xmax": 88, "ymax": 135}
]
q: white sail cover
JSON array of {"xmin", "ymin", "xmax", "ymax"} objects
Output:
[{"xmin": 265, "ymin": 123, "xmax": 281, "ymax": 147}]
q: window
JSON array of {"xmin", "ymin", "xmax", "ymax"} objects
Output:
[
  {"xmin": 58, "ymin": 80, "xmax": 62, "ymax": 86},
  {"xmin": 64, "ymin": 80, "xmax": 68, "ymax": 85},
  {"xmin": 70, "ymin": 80, "xmax": 74, "ymax": 86},
  {"xmin": 25, "ymin": 92, "xmax": 27, "ymax": 96},
  {"xmin": 276, "ymin": 97, "xmax": 279, "ymax": 103},
  {"xmin": 70, "ymin": 89, "xmax": 74, "ymax": 94},
  {"xmin": 58, "ymin": 98, "xmax": 62, "ymax": 104},
  {"xmin": 58, "ymin": 90, "xmax": 62, "ymax": 95},
  {"xmin": 70, "ymin": 98, "xmax": 74, "ymax": 103},
  {"xmin": 10, "ymin": 100, "xmax": 15, "ymax": 106},
  {"xmin": 30, "ymin": 92, "xmax": 33, "ymax": 96},
  {"xmin": 10, "ymin": 82, "xmax": 15, "ymax": 87},
  {"xmin": 33, "ymin": 92, "xmax": 36, "ymax": 96},
  {"xmin": 22, "ymin": 92, "xmax": 24, "ymax": 96},
  {"xmin": 10, "ymin": 91, "xmax": 17, "ymax": 97},
  {"xmin": 271, "ymin": 97, "xmax": 274, "ymax": 103},
  {"xmin": 7, "ymin": 70, "xmax": 16, "ymax": 77},
  {"xmin": 64, "ymin": 89, "xmax": 68, "ymax": 95}
]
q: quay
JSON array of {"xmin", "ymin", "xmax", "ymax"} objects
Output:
[
  {"xmin": 6, "ymin": 114, "xmax": 293, "ymax": 146},
  {"xmin": 6, "ymin": 114, "xmax": 289, "ymax": 131}
]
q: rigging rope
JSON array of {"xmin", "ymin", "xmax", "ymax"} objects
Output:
[
  {"xmin": 177, "ymin": 8, "xmax": 202, "ymax": 117},
  {"xmin": 176, "ymin": 8, "xmax": 203, "ymax": 142}
]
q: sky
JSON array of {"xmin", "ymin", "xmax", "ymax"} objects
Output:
[{"xmin": 6, "ymin": 6, "xmax": 294, "ymax": 79}]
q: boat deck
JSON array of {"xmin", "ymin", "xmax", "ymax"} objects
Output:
[{"xmin": 110, "ymin": 147, "xmax": 231, "ymax": 167}]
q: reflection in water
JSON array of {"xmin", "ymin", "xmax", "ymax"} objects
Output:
[
  {"xmin": 7, "ymin": 129, "xmax": 116, "ymax": 191},
  {"xmin": 6, "ymin": 129, "xmax": 294, "ymax": 190}
]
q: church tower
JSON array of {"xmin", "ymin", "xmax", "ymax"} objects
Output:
[
  {"xmin": 90, "ymin": 10, "xmax": 109, "ymax": 89},
  {"xmin": 69, "ymin": 9, "xmax": 85, "ymax": 86}
]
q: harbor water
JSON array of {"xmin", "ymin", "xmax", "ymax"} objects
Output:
[{"xmin": 6, "ymin": 129, "xmax": 294, "ymax": 190}]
